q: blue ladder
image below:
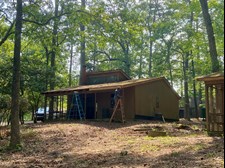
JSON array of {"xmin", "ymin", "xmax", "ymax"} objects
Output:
[{"xmin": 68, "ymin": 92, "xmax": 85, "ymax": 120}]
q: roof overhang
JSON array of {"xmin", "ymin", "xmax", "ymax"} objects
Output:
[
  {"xmin": 196, "ymin": 72, "xmax": 224, "ymax": 85},
  {"xmin": 42, "ymin": 77, "xmax": 181, "ymax": 99}
]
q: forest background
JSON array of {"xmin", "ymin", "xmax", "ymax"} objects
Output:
[{"xmin": 0, "ymin": 0, "xmax": 224, "ymax": 147}]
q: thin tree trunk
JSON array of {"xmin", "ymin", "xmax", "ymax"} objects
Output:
[
  {"xmin": 148, "ymin": 0, "xmax": 156, "ymax": 77},
  {"xmin": 199, "ymin": 0, "xmax": 220, "ymax": 72},
  {"xmin": 198, "ymin": 83, "xmax": 203, "ymax": 118},
  {"xmin": 183, "ymin": 53, "xmax": 190, "ymax": 121},
  {"xmin": 10, "ymin": 0, "xmax": 22, "ymax": 148},
  {"xmin": 165, "ymin": 39, "xmax": 173, "ymax": 87},
  {"xmin": 49, "ymin": 0, "xmax": 59, "ymax": 120},
  {"xmin": 124, "ymin": 44, "xmax": 130, "ymax": 76},
  {"xmin": 79, "ymin": 0, "xmax": 86, "ymax": 85},
  {"xmin": 44, "ymin": 46, "xmax": 49, "ymax": 91},
  {"xmin": 139, "ymin": 38, "xmax": 143, "ymax": 79},
  {"xmin": 192, "ymin": 60, "xmax": 199, "ymax": 118},
  {"xmin": 44, "ymin": 47, "xmax": 49, "ymax": 120},
  {"xmin": 69, "ymin": 44, "xmax": 73, "ymax": 87}
]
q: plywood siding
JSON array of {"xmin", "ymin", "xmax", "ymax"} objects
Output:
[
  {"xmin": 135, "ymin": 81, "xmax": 179, "ymax": 120},
  {"xmin": 124, "ymin": 87, "xmax": 135, "ymax": 120}
]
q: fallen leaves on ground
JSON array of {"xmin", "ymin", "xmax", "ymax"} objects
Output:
[{"xmin": 0, "ymin": 119, "xmax": 224, "ymax": 168}]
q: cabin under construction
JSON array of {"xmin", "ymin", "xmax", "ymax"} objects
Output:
[{"xmin": 42, "ymin": 70, "xmax": 180, "ymax": 122}]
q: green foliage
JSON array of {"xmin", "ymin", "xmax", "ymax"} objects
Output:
[{"xmin": 0, "ymin": 0, "xmax": 224, "ymax": 112}]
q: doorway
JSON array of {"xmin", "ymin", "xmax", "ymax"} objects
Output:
[{"xmin": 86, "ymin": 94, "xmax": 95, "ymax": 119}]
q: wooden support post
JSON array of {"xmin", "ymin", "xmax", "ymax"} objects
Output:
[
  {"xmin": 44, "ymin": 96, "xmax": 47, "ymax": 121},
  {"xmin": 210, "ymin": 86, "xmax": 214, "ymax": 132},
  {"xmin": 60, "ymin": 96, "xmax": 63, "ymax": 119},
  {"xmin": 222, "ymin": 86, "xmax": 224, "ymax": 132},
  {"xmin": 216, "ymin": 85, "xmax": 220, "ymax": 131},
  {"xmin": 56, "ymin": 96, "xmax": 58, "ymax": 111},
  {"xmin": 84, "ymin": 93, "xmax": 87, "ymax": 119},
  {"xmin": 95, "ymin": 93, "xmax": 97, "ymax": 119},
  {"xmin": 205, "ymin": 85, "xmax": 209, "ymax": 131},
  {"xmin": 62, "ymin": 96, "xmax": 64, "ymax": 119}
]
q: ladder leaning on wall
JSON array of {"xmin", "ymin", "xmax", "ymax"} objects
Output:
[
  {"xmin": 110, "ymin": 98, "xmax": 125, "ymax": 123},
  {"xmin": 68, "ymin": 92, "xmax": 85, "ymax": 120}
]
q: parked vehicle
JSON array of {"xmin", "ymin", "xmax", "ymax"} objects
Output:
[{"xmin": 34, "ymin": 107, "xmax": 49, "ymax": 123}]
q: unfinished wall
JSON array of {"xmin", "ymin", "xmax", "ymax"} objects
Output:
[
  {"xmin": 113, "ymin": 87, "xmax": 135, "ymax": 121},
  {"xmin": 135, "ymin": 81, "xmax": 179, "ymax": 120},
  {"xmin": 96, "ymin": 92, "xmax": 113, "ymax": 119},
  {"xmin": 124, "ymin": 87, "xmax": 135, "ymax": 120}
]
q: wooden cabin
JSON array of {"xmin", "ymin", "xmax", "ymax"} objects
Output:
[
  {"xmin": 197, "ymin": 73, "xmax": 224, "ymax": 135},
  {"xmin": 43, "ymin": 70, "xmax": 180, "ymax": 121}
]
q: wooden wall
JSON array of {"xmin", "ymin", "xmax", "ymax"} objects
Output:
[
  {"xmin": 205, "ymin": 83, "xmax": 224, "ymax": 134},
  {"xmin": 93, "ymin": 80, "xmax": 179, "ymax": 121},
  {"xmin": 124, "ymin": 87, "xmax": 135, "ymax": 120},
  {"xmin": 135, "ymin": 81, "xmax": 179, "ymax": 120}
]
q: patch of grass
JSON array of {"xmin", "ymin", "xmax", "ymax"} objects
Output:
[
  {"xmin": 127, "ymin": 139, "xmax": 136, "ymax": 144},
  {"xmin": 206, "ymin": 152, "xmax": 217, "ymax": 158},
  {"xmin": 144, "ymin": 136, "xmax": 155, "ymax": 141},
  {"xmin": 141, "ymin": 144, "xmax": 160, "ymax": 152},
  {"xmin": 144, "ymin": 135, "xmax": 181, "ymax": 148},
  {"xmin": 158, "ymin": 136, "xmax": 181, "ymax": 146},
  {"xmin": 190, "ymin": 143, "xmax": 205, "ymax": 151}
]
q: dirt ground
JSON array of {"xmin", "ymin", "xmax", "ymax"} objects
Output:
[{"xmin": 0, "ymin": 119, "xmax": 224, "ymax": 168}]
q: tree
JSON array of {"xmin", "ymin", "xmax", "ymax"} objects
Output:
[
  {"xmin": 199, "ymin": 0, "xmax": 220, "ymax": 72},
  {"xmin": 79, "ymin": 0, "xmax": 86, "ymax": 85},
  {"xmin": 10, "ymin": 0, "xmax": 22, "ymax": 148},
  {"xmin": 49, "ymin": 0, "xmax": 59, "ymax": 120}
]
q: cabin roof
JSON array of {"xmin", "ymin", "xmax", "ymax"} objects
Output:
[
  {"xmin": 43, "ymin": 77, "xmax": 181, "ymax": 99},
  {"xmin": 196, "ymin": 72, "xmax": 224, "ymax": 82},
  {"xmin": 86, "ymin": 69, "xmax": 131, "ymax": 80}
]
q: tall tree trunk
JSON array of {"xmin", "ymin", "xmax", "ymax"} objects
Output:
[
  {"xmin": 10, "ymin": 0, "xmax": 22, "ymax": 148},
  {"xmin": 139, "ymin": 36, "xmax": 144, "ymax": 79},
  {"xmin": 148, "ymin": 0, "xmax": 157, "ymax": 77},
  {"xmin": 183, "ymin": 53, "xmax": 190, "ymax": 121},
  {"xmin": 192, "ymin": 60, "xmax": 199, "ymax": 118},
  {"xmin": 49, "ymin": 0, "xmax": 59, "ymax": 120},
  {"xmin": 199, "ymin": 0, "xmax": 220, "ymax": 72},
  {"xmin": 165, "ymin": 39, "xmax": 173, "ymax": 87},
  {"xmin": 44, "ymin": 46, "xmax": 49, "ymax": 120},
  {"xmin": 69, "ymin": 44, "xmax": 73, "ymax": 87},
  {"xmin": 124, "ymin": 44, "xmax": 130, "ymax": 76},
  {"xmin": 44, "ymin": 46, "xmax": 49, "ymax": 91},
  {"xmin": 198, "ymin": 83, "xmax": 203, "ymax": 117},
  {"xmin": 79, "ymin": 0, "xmax": 86, "ymax": 85},
  {"xmin": 139, "ymin": 54, "xmax": 143, "ymax": 79}
]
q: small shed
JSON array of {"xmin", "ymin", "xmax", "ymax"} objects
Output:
[
  {"xmin": 43, "ymin": 75, "xmax": 180, "ymax": 121},
  {"xmin": 197, "ymin": 73, "xmax": 224, "ymax": 135}
]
